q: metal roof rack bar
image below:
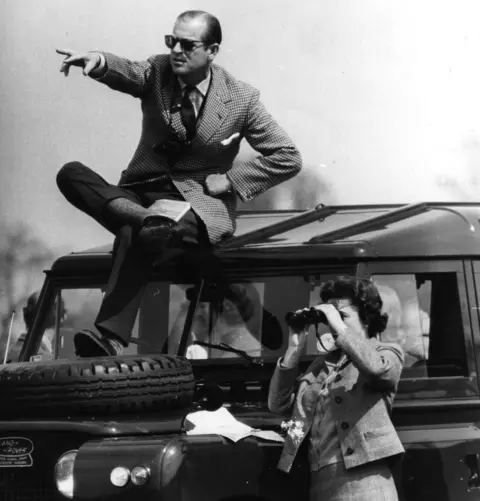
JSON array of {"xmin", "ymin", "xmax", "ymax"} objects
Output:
[
  {"xmin": 218, "ymin": 204, "xmax": 338, "ymax": 250},
  {"xmin": 429, "ymin": 206, "xmax": 475, "ymax": 232},
  {"xmin": 309, "ymin": 202, "xmax": 429, "ymax": 244}
]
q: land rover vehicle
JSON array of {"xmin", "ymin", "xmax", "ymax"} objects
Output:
[{"xmin": 1, "ymin": 202, "xmax": 480, "ymax": 500}]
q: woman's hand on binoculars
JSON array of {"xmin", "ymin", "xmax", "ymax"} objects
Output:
[
  {"xmin": 312, "ymin": 304, "xmax": 348, "ymax": 337},
  {"xmin": 281, "ymin": 310, "xmax": 309, "ymax": 367},
  {"xmin": 287, "ymin": 307, "xmax": 312, "ymax": 336},
  {"xmin": 288, "ymin": 325, "xmax": 309, "ymax": 348},
  {"xmin": 283, "ymin": 330, "xmax": 308, "ymax": 368}
]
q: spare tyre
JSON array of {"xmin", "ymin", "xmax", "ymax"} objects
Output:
[{"xmin": 0, "ymin": 354, "xmax": 195, "ymax": 418}]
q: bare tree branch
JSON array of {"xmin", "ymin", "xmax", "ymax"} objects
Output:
[{"xmin": 0, "ymin": 222, "xmax": 55, "ymax": 345}]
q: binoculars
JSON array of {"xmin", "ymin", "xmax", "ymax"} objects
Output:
[{"xmin": 285, "ymin": 307, "xmax": 346, "ymax": 331}]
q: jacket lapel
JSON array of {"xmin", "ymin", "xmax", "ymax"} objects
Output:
[
  {"xmin": 193, "ymin": 65, "xmax": 230, "ymax": 146},
  {"xmin": 160, "ymin": 66, "xmax": 174, "ymax": 122},
  {"xmin": 160, "ymin": 69, "xmax": 188, "ymax": 142},
  {"xmin": 295, "ymin": 358, "xmax": 328, "ymax": 420},
  {"xmin": 160, "ymin": 64, "xmax": 231, "ymax": 145}
]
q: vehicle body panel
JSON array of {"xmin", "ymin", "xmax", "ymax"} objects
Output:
[{"xmin": 72, "ymin": 433, "xmax": 307, "ymax": 501}]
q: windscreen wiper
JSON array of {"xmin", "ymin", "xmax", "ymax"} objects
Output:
[{"xmin": 193, "ymin": 341, "xmax": 264, "ymax": 366}]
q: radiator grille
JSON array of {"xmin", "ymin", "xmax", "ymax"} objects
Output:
[{"xmin": 0, "ymin": 467, "xmax": 53, "ymax": 501}]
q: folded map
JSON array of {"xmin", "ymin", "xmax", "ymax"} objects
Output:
[
  {"xmin": 185, "ymin": 407, "xmax": 285, "ymax": 443},
  {"xmin": 148, "ymin": 199, "xmax": 191, "ymax": 223}
]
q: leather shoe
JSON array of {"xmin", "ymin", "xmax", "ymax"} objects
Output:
[
  {"xmin": 137, "ymin": 217, "xmax": 176, "ymax": 252},
  {"xmin": 74, "ymin": 329, "xmax": 124, "ymax": 358}
]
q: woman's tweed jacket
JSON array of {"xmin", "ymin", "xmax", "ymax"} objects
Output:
[
  {"xmin": 93, "ymin": 52, "xmax": 302, "ymax": 244},
  {"xmin": 268, "ymin": 338, "xmax": 405, "ymax": 473}
]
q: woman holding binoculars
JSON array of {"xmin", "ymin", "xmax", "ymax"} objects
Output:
[{"xmin": 268, "ymin": 276, "xmax": 404, "ymax": 501}]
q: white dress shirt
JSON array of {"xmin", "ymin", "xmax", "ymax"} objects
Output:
[{"xmin": 178, "ymin": 71, "xmax": 211, "ymax": 118}]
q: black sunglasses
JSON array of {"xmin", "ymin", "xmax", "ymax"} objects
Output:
[{"xmin": 165, "ymin": 35, "xmax": 208, "ymax": 53}]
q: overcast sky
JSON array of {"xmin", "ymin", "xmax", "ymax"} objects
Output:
[{"xmin": 2, "ymin": 0, "xmax": 480, "ymax": 252}]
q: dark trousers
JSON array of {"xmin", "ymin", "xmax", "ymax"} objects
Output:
[{"xmin": 56, "ymin": 161, "xmax": 210, "ymax": 344}]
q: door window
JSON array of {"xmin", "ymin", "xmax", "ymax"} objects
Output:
[{"xmin": 372, "ymin": 273, "xmax": 468, "ymax": 379}]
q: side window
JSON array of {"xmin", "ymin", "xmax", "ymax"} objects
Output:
[{"xmin": 372, "ymin": 273, "xmax": 468, "ymax": 379}]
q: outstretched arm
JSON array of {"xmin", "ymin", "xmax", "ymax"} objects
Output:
[
  {"xmin": 56, "ymin": 48, "xmax": 104, "ymax": 78},
  {"xmin": 56, "ymin": 48, "xmax": 154, "ymax": 98}
]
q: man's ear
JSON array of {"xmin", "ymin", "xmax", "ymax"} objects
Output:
[{"xmin": 208, "ymin": 43, "xmax": 220, "ymax": 61}]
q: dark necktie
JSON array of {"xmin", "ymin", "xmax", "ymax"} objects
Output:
[{"xmin": 180, "ymin": 86, "xmax": 196, "ymax": 141}]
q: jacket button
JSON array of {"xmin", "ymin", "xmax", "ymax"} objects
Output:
[
  {"xmin": 345, "ymin": 447, "xmax": 354, "ymax": 456},
  {"xmin": 335, "ymin": 374, "xmax": 342, "ymax": 382},
  {"xmin": 341, "ymin": 422, "xmax": 349, "ymax": 430},
  {"xmin": 335, "ymin": 396, "xmax": 342, "ymax": 404}
]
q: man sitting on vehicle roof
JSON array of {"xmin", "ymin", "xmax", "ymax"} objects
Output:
[{"xmin": 54, "ymin": 10, "xmax": 302, "ymax": 358}]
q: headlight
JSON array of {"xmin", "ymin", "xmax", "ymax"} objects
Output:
[
  {"xmin": 131, "ymin": 465, "xmax": 150, "ymax": 486},
  {"xmin": 110, "ymin": 466, "xmax": 130, "ymax": 487},
  {"xmin": 54, "ymin": 450, "xmax": 77, "ymax": 499}
]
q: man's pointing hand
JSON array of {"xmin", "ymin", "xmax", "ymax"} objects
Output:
[{"xmin": 56, "ymin": 48, "xmax": 101, "ymax": 77}]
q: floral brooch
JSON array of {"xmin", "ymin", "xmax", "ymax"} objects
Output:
[{"xmin": 281, "ymin": 420, "xmax": 306, "ymax": 444}]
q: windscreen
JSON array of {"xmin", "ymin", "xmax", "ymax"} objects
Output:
[{"xmin": 17, "ymin": 274, "xmax": 344, "ymax": 363}]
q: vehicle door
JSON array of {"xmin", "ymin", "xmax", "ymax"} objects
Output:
[{"xmin": 360, "ymin": 260, "xmax": 480, "ymax": 501}]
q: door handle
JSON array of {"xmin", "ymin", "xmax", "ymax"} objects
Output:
[{"xmin": 464, "ymin": 454, "xmax": 480, "ymax": 489}]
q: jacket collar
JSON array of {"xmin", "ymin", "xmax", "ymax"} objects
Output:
[
  {"xmin": 178, "ymin": 70, "xmax": 211, "ymax": 97},
  {"xmin": 161, "ymin": 64, "xmax": 231, "ymax": 145}
]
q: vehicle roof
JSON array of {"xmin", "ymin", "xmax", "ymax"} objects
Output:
[{"xmin": 50, "ymin": 202, "xmax": 480, "ymax": 273}]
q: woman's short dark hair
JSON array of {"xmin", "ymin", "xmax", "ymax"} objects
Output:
[
  {"xmin": 319, "ymin": 276, "xmax": 388, "ymax": 337},
  {"xmin": 177, "ymin": 10, "xmax": 222, "ymax": 45}
]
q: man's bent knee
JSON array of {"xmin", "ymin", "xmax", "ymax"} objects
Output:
[{"xmin": 56, "ymin": 161, "xmax": 87, "ymax": 193}]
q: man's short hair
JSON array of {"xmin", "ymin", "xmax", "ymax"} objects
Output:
[{"xmin": 177, "ymin": 10, "xmax": 222, "ymax": 45}]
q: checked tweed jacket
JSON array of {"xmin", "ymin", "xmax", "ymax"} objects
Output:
[
  {"xmin": 268, "ymin": 338, "xmax": 405, "ymax": 473},
  {"xmin": 94, "ymin": 52, "xmax": 302, "ymax": 244}
]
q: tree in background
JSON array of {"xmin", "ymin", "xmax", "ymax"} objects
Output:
[
  {"xmin": 239, "ymin": 162, "xmax": 336, "ymax": 212},
  {"xmin": 0, "ymin": 223, "xmax": 55, "ymax": 361}
]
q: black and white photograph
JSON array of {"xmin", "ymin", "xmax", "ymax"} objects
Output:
[{"xmin": 0, "ymin": 1, "xmax": 479, "ymax": 500}]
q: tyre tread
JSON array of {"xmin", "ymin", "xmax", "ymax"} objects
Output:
[{"xmin": 0, "ymin": 354, "xmax": 194, "ymax": 417}]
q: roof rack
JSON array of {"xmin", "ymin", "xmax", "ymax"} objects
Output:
[
  {"xmin": 218, "ymin": 201, "xmax": 478, "ymax": 251},
  {"xmin": 309, "ymin": 202, "xmax": 429, "ymax": 244},
  {"xmin": 218, "ymin": 204, "xmax": 338, "ymax": 250},
  {"xmin": 429, "ymin": 206, "xmax": 475, "ymax": 232}
]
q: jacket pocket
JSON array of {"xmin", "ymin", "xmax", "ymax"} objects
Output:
[{"xmin": 362, "ymin": 425, "xmax": 397, "ymax": 449}]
